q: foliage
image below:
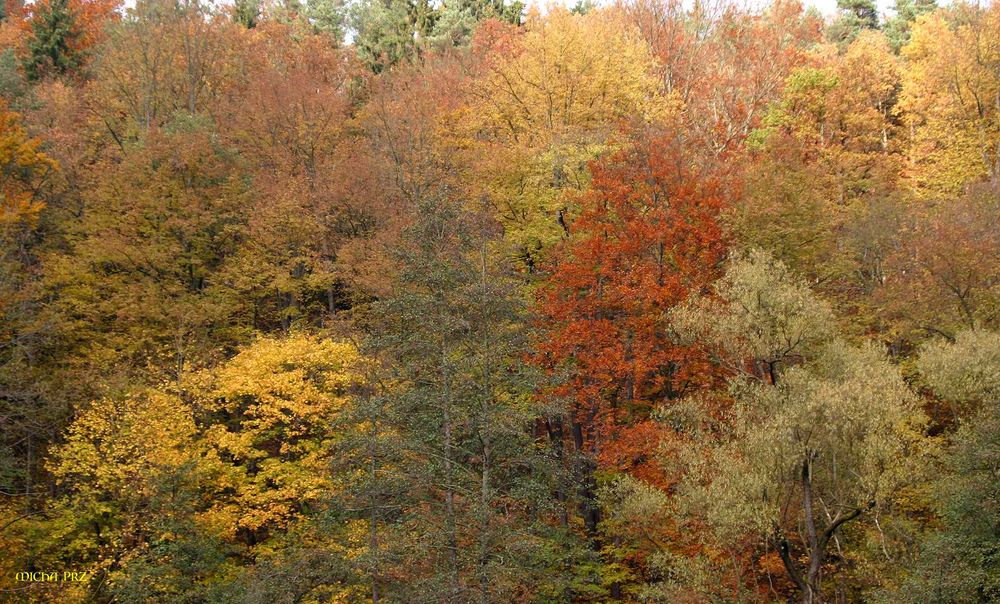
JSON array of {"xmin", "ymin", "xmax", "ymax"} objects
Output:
[
  {"xmin": 896, "ymin": 330, "xmax": 1000, "ymax": 602},
  {"xmin": 22, "ymin": 0, "xmax": 120, "ymax": 80},
  {"xmin": 674, "ymin": 251, "xmax": 928, "ymax": 602},
  {"xmin": 899, "ymin": 4, "xmax": 1000, "ymax": 196},
  {"xmin": 3, "ymin": 1, "xmax": 999, "ymax": 600},
  {"xmin": 468, "ymin": 7, "xmax": 665, "ymax": 268}
]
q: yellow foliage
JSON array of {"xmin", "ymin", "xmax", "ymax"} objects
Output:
[
  {"xmin": 900, "ymin": 8, "xmax": 1000, "ymax": 195},
  {"xmin": 467, "ymin": 7, "xmax": 668, "ymax": 266},
  {"xmin": 36, "ymin": 334, "xmax": 361, "ymax": 588},
  {"xmin": 0, "ymin": 103, "xmax": 57, "ymax": 227},
  {"xmin": 194, "ymin": 334, "xmax": 359, "ymax": 535},
  {"xmin": 473, "ymin": 7, "xmax": 662, "ymax": 144},
  {"xmin": 49, "ymin": 389, "xmax": 201, "ymax": 498}
]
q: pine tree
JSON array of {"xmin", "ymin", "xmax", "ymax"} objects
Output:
[
  {"xmin": 827, "ymin": 0, "xmax": 879, "ymax": 50},
  {"xmin": 359, "ymin": 193, "xmax": 564, "ymax": 601},
  {"xmin": 24, "ymin": 0, "xmax": 83, "ymax": 80},
  {"xmin": 883, "ymin": 0, "xmax": 936, "ymax": 52}
]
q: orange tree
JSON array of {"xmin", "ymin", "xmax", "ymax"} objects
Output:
[{"xmin": 535, "ymin": 126, "xmax": 729, "ymax": 542}]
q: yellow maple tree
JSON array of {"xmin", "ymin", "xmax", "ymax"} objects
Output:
[{"xmin": 900, "ymin": 7, "xmax": 1000, "ymax": 195}]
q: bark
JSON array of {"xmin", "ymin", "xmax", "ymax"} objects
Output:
[{"xmin": 776, "ymin": 454, "xmax": 875, "ymax": 604}]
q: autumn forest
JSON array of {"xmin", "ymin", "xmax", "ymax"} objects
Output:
[{"xmin": 0, "ymin": 0, "xmax": 998, "ymax": 600}]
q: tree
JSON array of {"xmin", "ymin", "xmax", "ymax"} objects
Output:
[
  {"xmin": 24, "ymin": 0, "xmax": 82, "ymax": 80},
  {"xmin": 897, "ymin": 329, "xmax": 1000, "ymax": 602},
  {"xmin": 827, "ymin": 0, "xmax": 879, "ymax": 50},
  {"xmin": 468, "ymin": 6, "xmax": 664, "ymax": 268},
  {"xmin": 672, "ymin": 250, "xmax": 928, "ymax": 604},
  {"xmin": 429, "ymin": 0, "xmax": 522, "ymax": 48},
  {"xmin": 360, "ymin": 193, "xmax": 566, "ymax": 601},
  {"xmin": 305, "ymin": 0, "xmax": 346, "ymax": 41},
  {"xmin": 899, "ymin": 5, "xmax": 1000, "ymax": 195},
  {"xmin": 22, "ymin": 0, "xmax": 120, "ymax": 80},
  {"xmin": 90, "ymin": 0, "xmax": 231, "ymax": 135},
  {"xmin": 215, "ymin": 21, "xmax": 361, "ymax": 330},
  {"xmin": 0, "ymin": 102, "xmax": 58, "ymax": 556},
  {"xmin": 535, "ymin": 126, "xmax": 727, "ymax": 568},
  {"xmin": 232, "ymin": 0, "xmax": 259, "ymax": 28},
  {"xmin": 191, "ymin": 334, "xmax": 359, "ymax": 544},
  {"xmin": 18, "ymin": 334, "xmax": 360, "ymax": 601},
  {"xmin": 881, "ymin": 183, "xmax": 1000, "ymax": 341},
  {"xmin": 734, "ymin": 32, "xmax": 904, "ymax": 319},
  {"xmin": 624, "ymin": 0, "xmax": 822, "ymax": 160},
  {"xmin": 27, "ymin": 388, "xmax": 209, "ymax": 601},
  {"xmin": 349, "ymin": 0, "xmax": 437, "ymax": 73},
  {"xmin": 883, "ymin": 0, "xmax": 936, "ymax": 52},
  {"xmin": 42, "ymin": 122, "xmax": 251, "ymax": 386}
]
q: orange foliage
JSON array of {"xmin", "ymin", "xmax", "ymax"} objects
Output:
[
  {"xmin": 536, "ymin": 126, "xmax": 728, "ymax": 484},
  {"xmin": 17, "ymin": 0, "xmax": 121, "ymax": 71}
]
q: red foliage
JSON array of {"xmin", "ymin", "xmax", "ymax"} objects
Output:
[
  {"xmin": 536, "ymin": 127, "xmax": 729, "ymax": 486},
  {"xmin": 626, "ymin": 0, "xmax": 821, "ymax": 159}
]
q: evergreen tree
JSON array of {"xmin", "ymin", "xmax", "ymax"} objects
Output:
[
  {"xmin": 883, "ymin": 0, "xmax": 937, "ymax": 52},
  {"xmin": 827, "ymin": 0, "xmax": 879, "ymax": 50},
  {"xmin": 359, "ymin": 194, "xmax": 565, "ymax": 601},
  {"xmin": 899, "ymin": 330, "xmax": 1000, "ymax": 602},
  {"xmin": 430, "ymin": 0, "xmax": 522, "ymax": 47},
  {"xmin": 24, "ymin": 0, "xmax": 83, "ymax": 80},
  {"xmin": 306, "ymin": 0, "xmax": 346, "ymax": 42},
  {"xmin": 232, "ymin": 0, "xmax": 260, "ymax": 28},
  {"xmin": 350, "ymin": 0, "xmax": 437, "ymax": 73}
]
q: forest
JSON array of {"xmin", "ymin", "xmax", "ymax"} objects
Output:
[{"xmin": 0, "ymin": 0, "xmax": 998, "ymax": 600}]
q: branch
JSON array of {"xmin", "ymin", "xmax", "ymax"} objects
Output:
[
  {"xmin": 819, "ymin": 500, "xmax": 875, "ymax": 553},
  {"xmin": 0, "ymin": 510, "xmax": 44, "ymax": 534},
  {"xmin": 775, "ymin": 530, "xmax": 806, "ymax": 595}
]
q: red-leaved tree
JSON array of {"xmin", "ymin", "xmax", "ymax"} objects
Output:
[{"xmin": 536, "ymin": 127, "xmax": 729, "ymax": 535}]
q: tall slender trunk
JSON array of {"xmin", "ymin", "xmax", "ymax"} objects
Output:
[
  {"xmin": 802, "ymin": 454, "xmax": 821, "ymax": 604},
  {"xmin": 547, "ymin": 417, "xmax": 569, "ymax": 527},
  {"xmin": 571, "ymin": 421, "xmax": 600, "ymax": 540},
  {"xmin": 477, "ymin": 241, "xmax": 492, "ymax": 604},
  {"xmin": 366, "ymin": 388, "xmax": 381, "ymax": 604},
  {"xmin": 441, "ymin": 342, "xmax": 459, "ymax": 598}
]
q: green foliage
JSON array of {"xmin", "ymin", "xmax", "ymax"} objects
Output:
[
  {"xmin": 884, "ymin": 0, "xmax": 937, "ymax": 51},
  {"xmin": 24, "ymin": 0, "xmax": 83, "ymax": 80},
  {"xmin": 305, "ymin": 0, "xmax": 346, "ymax": 41},
  {"xmin": 0, "ymin": 49, "xmax": 27, "ymax": 101},
  {"xmin": 672, "ymin": 248, "xmax": 836, "ymax": 380},
  {"xmin": 918, "ymin": 329, "xmax": 1000, "ymax": 412},
  {"xmin": 430, "ymin": 0, "xmax": 522, "ymax": 46},
  {"xmin": 356, "ymin": 193, "xmax": 570, "ymax": 600},
  {"xmin": 3, "ymin": 1, "xmax": 1000, "ymax": 600},
  {"xmin": 350, "ymin": 0, "xmax": 436, "ymax": 72},
  {"xmin": 828, "ymin": 0, "xmax": 880, "ymax": 49},
  {"xmin": 232, "ymin": 0, "xmax": 260, "ymax": 28},
  {"xmin": 673, "ymin": 251, "xmax": 929, "ymax": 601},
  {"xmin": 896, "ymin": 330, "xmax": 1000, "ymax": 602}
]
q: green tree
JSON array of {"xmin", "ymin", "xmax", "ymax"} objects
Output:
[
  {"xmin": 359, "ymin": 193, "xmax": 567, "ymax": 601},
  {"xmin": 429, "ymin": 0, "xmax": 522, "ymax": 47},
  {"xmin": 672, "ymin": 250, "xmax": 928, "ymax": 604},
  {"xmin": 232, "ymin": 0, "xmax": 260, "ymax": 28},
  {"xmin": 305, "ymin": 0, "xmax": 346, "ymax": 41},
  {"xmin": 883, "ymin": 0, "xmax": 937, "ymax": 52},
  {"xmin": 896, "ymin": 330, "xmax": 1000, "ymax": 602},
  {"xmin": 350, "ymin": 0, "xmax": 437, "ymax": 73},
  {"xmin": 24, "ymin": 0, "xmax": 83, "ymax": 80},
  {"xmin": 42, "ymin": 122, "xmax": 251, "ymax": 386},
  {"xmin": 827, "ymin": 0, "xmax": 879, "ymax": 49}
]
